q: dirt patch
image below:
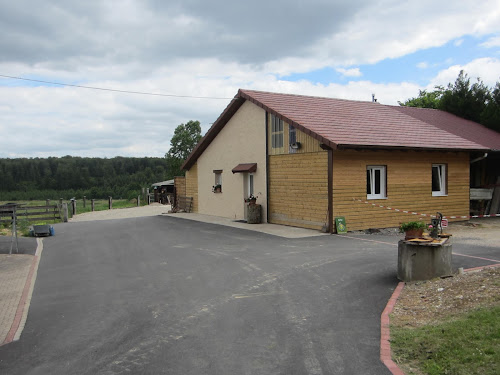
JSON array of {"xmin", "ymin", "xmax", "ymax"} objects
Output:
[
  {"xmin": 391, "ymin": 267, "xmax": 500, "ymax": 328},
  {"xmin": 445, "ymin": 217, "xmax": 500, "ymax": 248}
]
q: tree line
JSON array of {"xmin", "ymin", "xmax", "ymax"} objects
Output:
[
  {"xmin": 0, "ymin": 156, "xmax": 170, "ymax": 201},
  {"xmin": 400, "ymin": 70, "xmax": 500, "ymax": 132}
]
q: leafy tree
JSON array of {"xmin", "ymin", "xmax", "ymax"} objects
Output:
[
  {"xmin": 165, "ymin": 120, "xmax": 202, "ymax": 178},
  {"xmin": 398, "ymin": 87, "xmax": 443, "ymax": 109},
  {"xmin": 400, "ymin": 70, "xmax": 500, "ymax": 133},
  {"xmin": 439, "ymin": 70, "xmax": 490, "ymax": 123},
  {"xmin": 481, "ymin": 82, "xmax": 500, "ymax": 132},
  {"xmin": 0, "ymin": 156, "xmax": 170, "ymax": 200}
]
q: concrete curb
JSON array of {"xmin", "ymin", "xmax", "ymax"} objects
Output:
[
  {"xmin": 380, "ymin": 263, "xmax": 500, "ymax": 375},
  {"xmin": 1, "ymin": 238, "xmax": 43, "ymax": 346}
]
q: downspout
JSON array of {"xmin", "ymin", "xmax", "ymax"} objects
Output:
[
  {"xmin": 470, "ymin": 152, "xmax": 488, "ymax": 164},
  {"xmin": 328, "ymin": 148, "xmax": 333, "ymax": 234},
  {"xmin": 320, "ymin": 143, "xmax": 334, "ymax": 234},
  {"xmin": 265, "ymin": 111, "xmax": 270, "ymax": 223}
]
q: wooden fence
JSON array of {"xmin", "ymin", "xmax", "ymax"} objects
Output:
[{"xmin": 0, "ymin": 204, "xmax": 61, "ymax": 224}]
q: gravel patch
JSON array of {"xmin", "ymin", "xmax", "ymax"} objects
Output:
[{"xmin": 69, "ymin": 203, "xmax": 171, "ymax": 222}]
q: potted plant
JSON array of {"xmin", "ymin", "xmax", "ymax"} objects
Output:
[
  {"xmin": 399, "ymin": 221, "xmax": 427, "ymax": 240},
  {"xmin": 212, "ymin": 184, "xmax": 222, "ymax": 193},
  {"xmin": 244, "ymin": 194, "xmax": 257, "ymax": 205}
]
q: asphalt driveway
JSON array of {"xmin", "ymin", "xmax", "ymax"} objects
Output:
[{"xmin": 0, "ymin": 216, "xmax": 498, "ymax": 375}]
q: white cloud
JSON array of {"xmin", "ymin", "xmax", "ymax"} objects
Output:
[
  {"xmin": 1, "ymin": 0, "xmax": 500, "ymax": 157},
  {"xmin": 481, "ymin": 35, "xmax": 500, "ymax": 48},
  {"xmin": 417, "ymin": 62, "xmax": 429, "ymax": 69},
  {"xmin": 336, "ymin": 67, "xmax": 362, "ymax": 77},
  {"xmin": 429, "ymin": 57, "xmax": 500, "ymax": 89}
]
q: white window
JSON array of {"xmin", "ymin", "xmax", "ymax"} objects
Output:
[
  {"xmin": 213, "ymin": 170, "xmax": 222, "ymax": 192},
  {"xmin": 271, "ymin": 114, "xmax": 284, "ymax": 149},
  {"xmin": 367, "ymin": 166, "xmax": 386, "ymax": 199},
  {"xmin": 432, "ymin": 164, "xmax": 447, "ymax": 196},
  {"xmin": 248, "ymin": 173, "xmax": 254, "ymax": 196}
]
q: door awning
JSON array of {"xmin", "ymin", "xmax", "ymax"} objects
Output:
[{"xmin": 232, "ymin": 163, "xmax": 257, "ymax": 173}]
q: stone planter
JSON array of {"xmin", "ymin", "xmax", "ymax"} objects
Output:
[
  {"xmin": 246, "ymin": 203, "xmax": 262, "ymax": 224},
  {"xmin": 397, "ymin": 239, "xmax": 452, "ymax": 281}
]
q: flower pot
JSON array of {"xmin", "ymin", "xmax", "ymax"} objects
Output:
[{"xmin": 405, "ymin": 228, "xmax": 424, "ymax": 240}]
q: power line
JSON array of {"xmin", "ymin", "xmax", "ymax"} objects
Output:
[{"xmin": 0, "ymin": 74, "xmax": 232, "ymax": 100}]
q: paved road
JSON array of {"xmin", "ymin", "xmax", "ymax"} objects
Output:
[{"xmin": 0, "ymin": 216, "xmax": 498, "ymax": 375}]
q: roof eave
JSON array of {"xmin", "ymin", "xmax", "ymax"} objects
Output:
[{"xmin": 337, "ymin": 144, "xmax": 490, "ymax": 152}]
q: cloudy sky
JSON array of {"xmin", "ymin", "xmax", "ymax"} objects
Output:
[{"xmin": 1, "ymin": 0, "xmax": 500, "ymax": 158}]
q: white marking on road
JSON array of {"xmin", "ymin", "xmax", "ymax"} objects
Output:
[{"xmin": 232, "ymin": 292, "xmax": 281, "ymax": 299}]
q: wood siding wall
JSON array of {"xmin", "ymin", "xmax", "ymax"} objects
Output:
[
  {"xmin": 268, "ymin": 152, "xmax": 328, "ymax": 230},
  {"xmin": 174, "ymin": 176, "xmax": 186, "ymax": 206},
  {"xmin": 185, "ymin": 162, "xmax": 199, "ymax": 213},
  {"xmin": 333, "ymin": 150, "xmax": 470, "ymax": 231},
  {"xmin": 268, "ymin": 113, "xmax": 322, "ymax": 156}
]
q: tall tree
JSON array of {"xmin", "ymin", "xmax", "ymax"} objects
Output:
[
  {"xmin": 398, "ymin": 88, "xmax": 443, "ymax": 109},
  {"xmin": 165, "ymin": 120, "xmax": 202, "ymax": 178},
  {"xmin": 481, "ymin": 82, "xmax": 500, "ymax": 132},
  {"xmin": 439, "ymin": 70, "xmax": 490, "ymax": 123},
  {"xmin": 400, "ymin": 71, "xmax": 499, "ymax": 133}
]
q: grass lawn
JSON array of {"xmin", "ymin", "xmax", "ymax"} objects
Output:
[{"xmin": 391, "ymin": 305, "xmax": 500, "ymax": 375}]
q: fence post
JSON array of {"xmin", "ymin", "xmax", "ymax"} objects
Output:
[
  {"xmin": 71, "ymin": 199, "xmax": 76, "ymax": 216},
  {"xmin": 91, "ymin": 199, "xmax": 95, "ymax": 212},
  {"xmin": 62, "ymin": 203, "xmax": 68, "ymax": 222},
  {"xmin": 46, "ymin": 199, "xmax": 50, "ymax": 214},
  {"xmin": 59, "ymin": 198, "xmax": 63, "ymax": 206},
  {"xmin": 137, "ymin": 195, "xmax": 140, "ymax": 207},
  {"xmin": 146, "ymin": 188, "xmax": 150, "ymax": 205},
  {"xmin": 83, "ymin": 196, "xmax": 86, "ymax": 208},
  {"xmin": 109, "ymin": 196, "xmax": 112, "ymax": 210}
]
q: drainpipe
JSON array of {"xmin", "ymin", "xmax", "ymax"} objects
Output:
[
  {"xmin": 265, "ymin": 112, "xmax": 270, "ymax": 223},
  {"xmin": 470, "ymin": 152, "xmax": 488, "ymax": 164},
  {"xmin": 320, "ymin": 143, "xmax": 334, "ymax": 234},
  {"xmin": 328, "ymin": 148, "xmax": 333, "ymax": 234}
]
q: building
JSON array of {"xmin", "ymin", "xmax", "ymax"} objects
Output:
[{"xmin": 182, "ymin": 89, "xmax": 500, "ymax": 232}]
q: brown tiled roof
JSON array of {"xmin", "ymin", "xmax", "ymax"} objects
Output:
[
  {"xmin": 182, "ymin": 89, "xmax": 498, "ymax": 170},
  {"xmin": 393, "ymin": 106, "xmax": 500, "ymax": 151}
]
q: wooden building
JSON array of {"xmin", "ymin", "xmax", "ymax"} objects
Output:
[{"xmin": 182, "ymin": 89, "xmax": 500, "ymax": 232}]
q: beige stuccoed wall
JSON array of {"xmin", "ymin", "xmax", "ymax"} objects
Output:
[{"xmin": 196, "ymin": 101, "xmax": 267, "ymax": 221}]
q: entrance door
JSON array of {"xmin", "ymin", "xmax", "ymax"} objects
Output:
[{"xmin": 243, "ymin": 173, "xmax": 254, "ymax": 221}]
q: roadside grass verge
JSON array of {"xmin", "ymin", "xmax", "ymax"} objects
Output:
[{"xmin": 391, "ymin": 305, "xmax": 500, "ymax": 375}]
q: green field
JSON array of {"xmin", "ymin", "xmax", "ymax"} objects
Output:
[{"xmin": 1, "ymin": 198, "xmax": 144, "ymax": 236}]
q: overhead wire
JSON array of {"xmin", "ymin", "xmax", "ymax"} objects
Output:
[{"xmin": 0, "ymin": 74, "xmax": 232, "ymax": 100}]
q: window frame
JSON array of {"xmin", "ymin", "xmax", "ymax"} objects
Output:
[
  {"xmin": 432, "ymin": 164, "xmax": 447, "ymax": 196},
  {"xmin": 213, "ymin": 169, "xmax": 222, "ymax": 192},
  {"xmin": 288, "ymin": 124, "xmax": 297, "ymax": 153},
  {"xmin": 271, "ymin": 114, "xmax": 284, "ymax": 149},
  {"xmin": 366, "ymin": 165, "xmax": 387, "ymax": 200},
  {"xmin": 248, "ymin": 173, "xmax": 254, "ymax": 196}
]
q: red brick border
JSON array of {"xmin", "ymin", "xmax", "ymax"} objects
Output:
[
  {"xmin": 380, "ymin": 282, "xmax": 406, "ymax": 374},
  {"xmin": 2, "ymin": 254, "xmax": 39, "ymax": 346}
]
